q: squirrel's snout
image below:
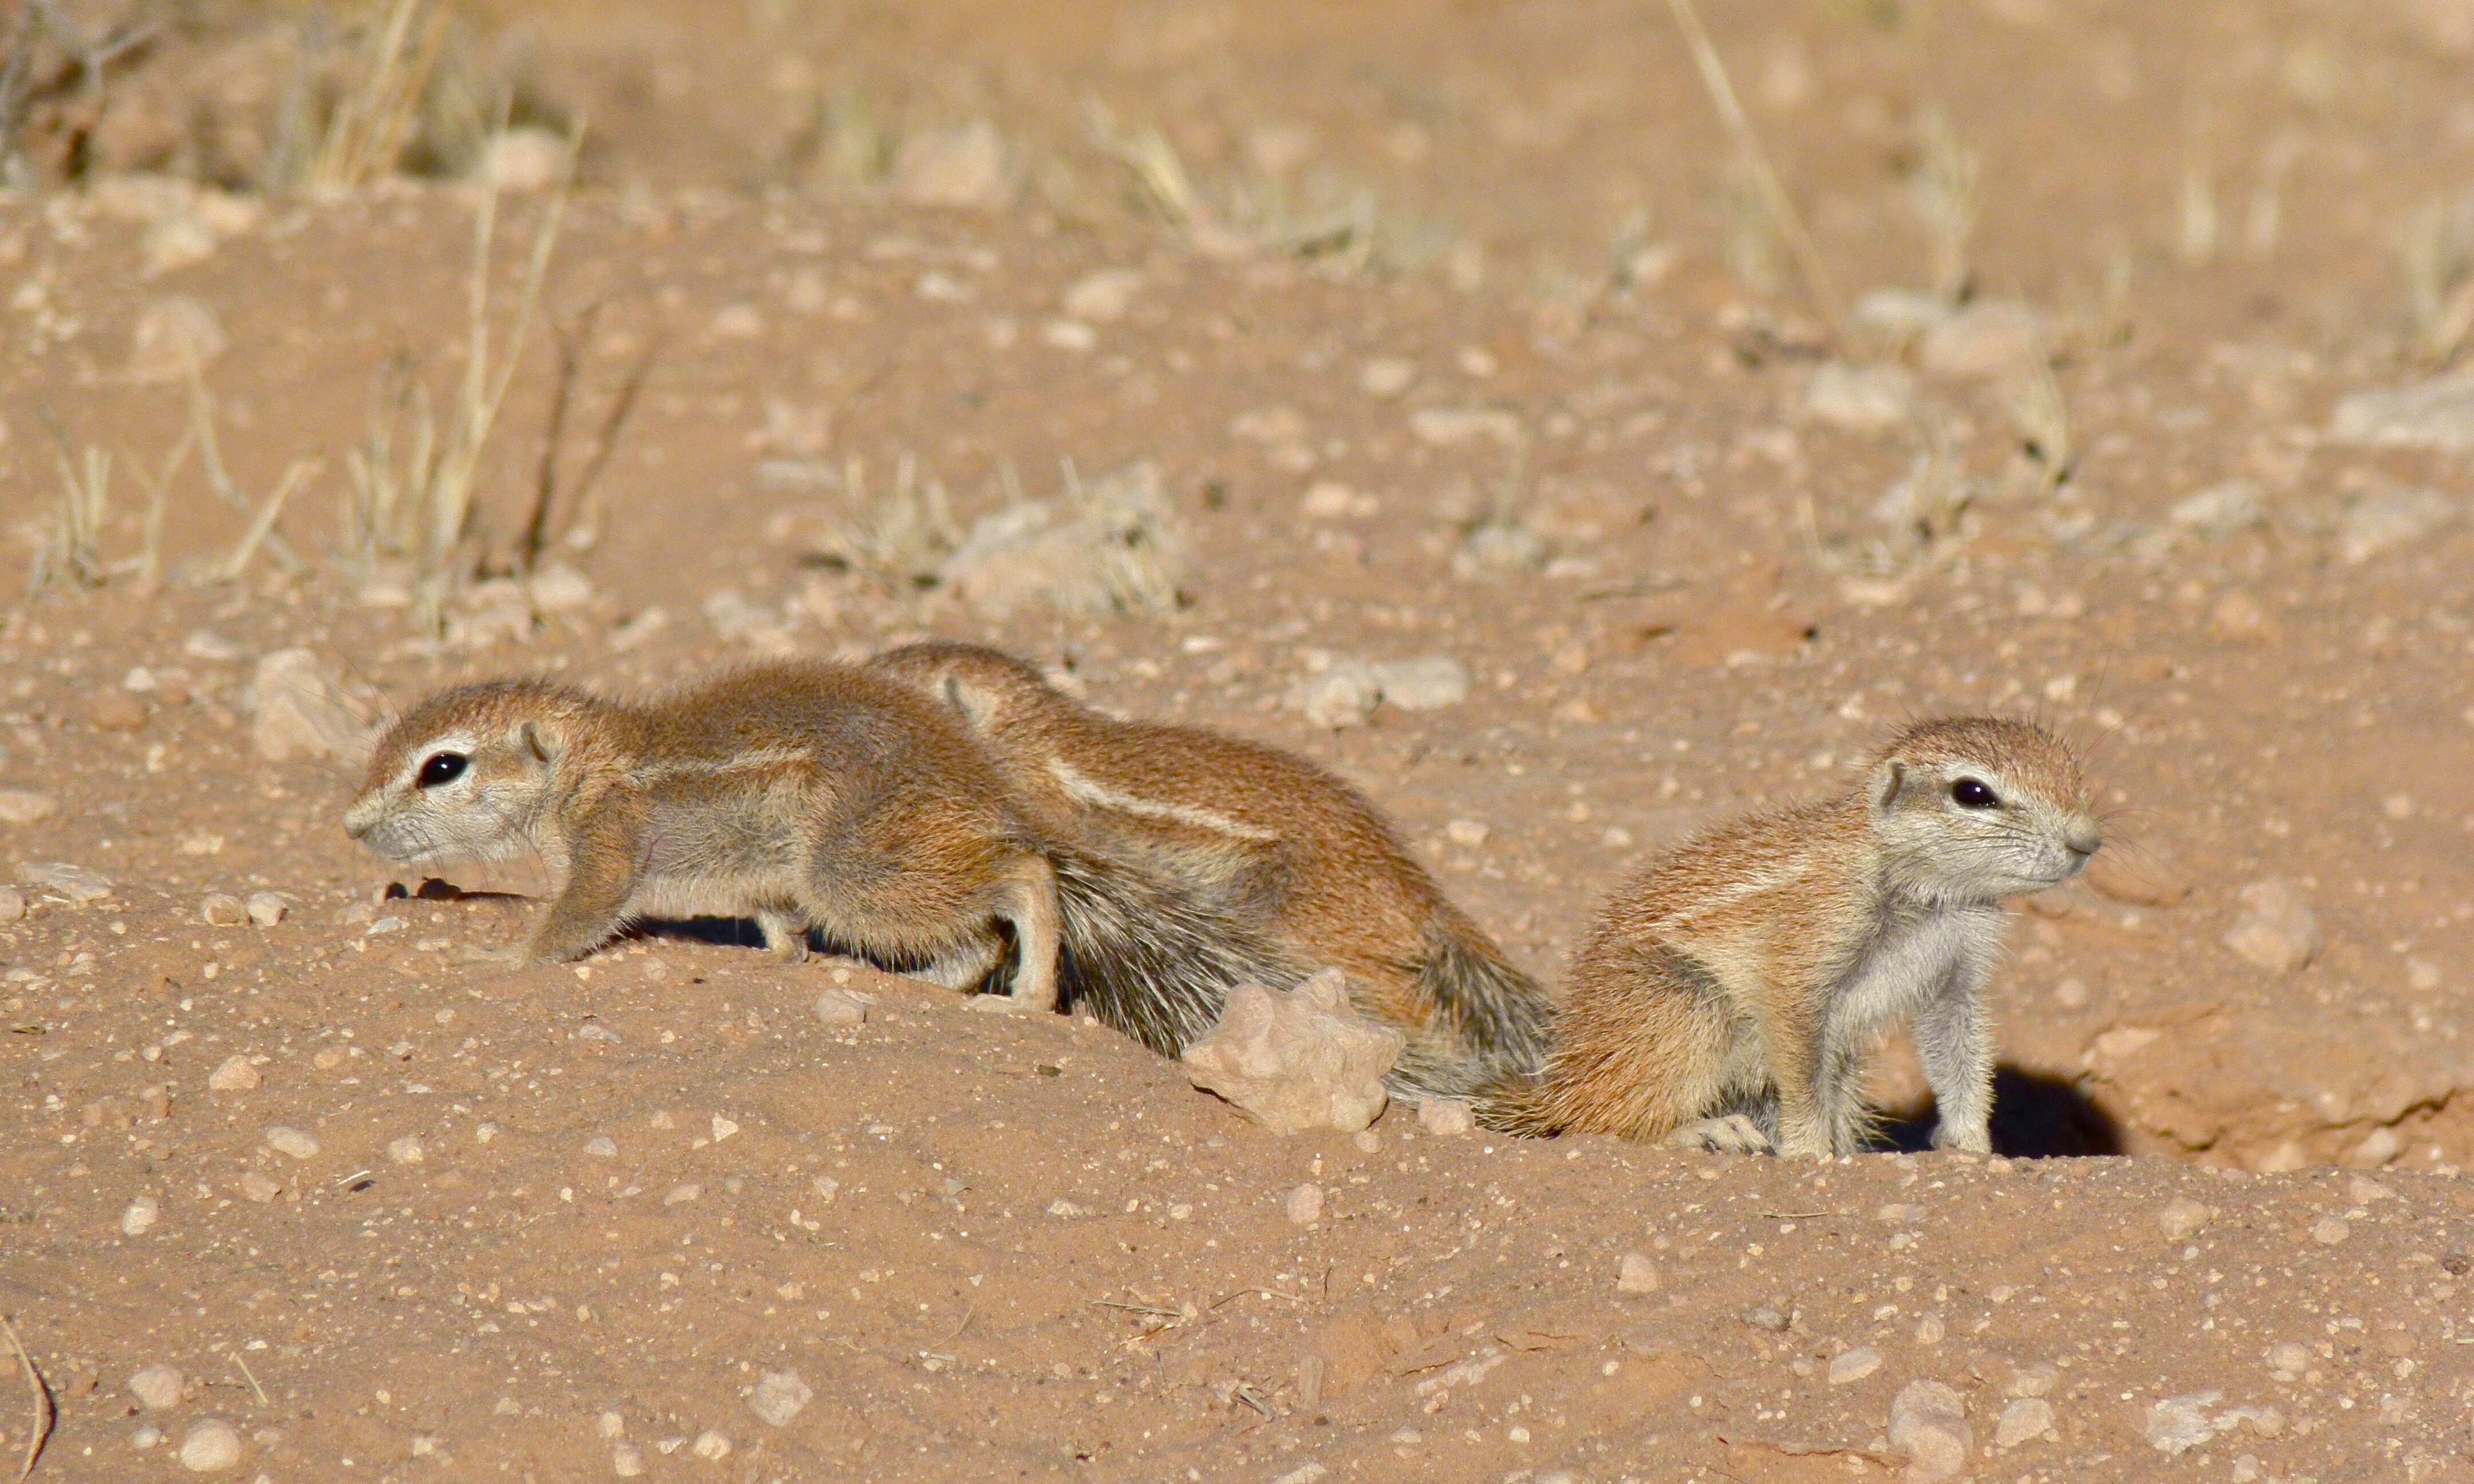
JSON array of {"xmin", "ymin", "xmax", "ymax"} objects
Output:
[{"xmin": 2063, "ymin": 816, "xmax": 2102, "ymax": 858}]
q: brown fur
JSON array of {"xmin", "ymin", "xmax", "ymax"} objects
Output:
[
  {"xmin": 1476, "ymin": 717, "xmax": 2099, "ymax": 1157},
  {"xmin": 344, "ymin": 663, "xmax": 1066, "ymax": 1005},
  {"xmin": 870, "ymin": 641, "xmax": 1554, "ymax": 1095}
]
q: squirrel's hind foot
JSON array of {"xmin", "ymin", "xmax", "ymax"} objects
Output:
[{"xmin": 1670, "ymin": 1114, "xmax": 1775, "ymax": 1155}]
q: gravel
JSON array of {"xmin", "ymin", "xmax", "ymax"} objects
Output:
[
  {"xmin": 1826, "ymin": 1347, "xmax": 1882, "ymax": 1385},
  {"xmin": 1284, "ymin": 1183, "xmax": 1325, "ymax": 1225},
  {"xmin": 814, "ymin": 988, "xmax": 868, "ymax": 1027},
  {"xmin": 748, "ymin": 1371, "xmax": 812, "ymax": 1427},
  {"xmin": 263, "ymin": 1127, "xmax": 320, "ymax": 1161},
  {"xmin": 2157, "ymin": 1197, "xmax": 2215, "ymax": 1240},
  {"xmin": 0, "ymin": 788, "xmax": 60, "ymax": 824},
  {"xmin": 208, "ymin": 1056, "xmax": 261, "ymax": 1092},
  {"xmin": 2223, "ymin": 877, "xmax": 2322, "ymax": 972},
  {"xmin": 121, "ymin": 1195, "xmax": 160, "ymax": 1237},
  {"xmin": 178, "ymin": 1418, "xmax": 243, "ymax": 1471},
  {"xmin": 129, "ymin": 1362, "xmax": 185, "ymax": 1410},
  {"xmin": 1995, "ymin": 1396, "xmax": 2055, "ymax": 1449},
  {"xmin": 1616, "ymin": 1252, "xmax": 1658, "ymax": 1294},
  {"xmin": 1886, "ymin": 1379, "xmax": 1972, "ymax": 1482}
]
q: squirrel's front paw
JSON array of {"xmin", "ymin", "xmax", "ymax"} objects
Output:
[
  {"xmin": 970, "ymin": 992, "xmax": 1041, "ymax": 1015},
  {"xmin": 1671, "ymin": 1114, "xmax": 1774, "ymax": 1155}
]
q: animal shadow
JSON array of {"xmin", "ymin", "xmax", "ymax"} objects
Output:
[{"xmin": 1878, "ymin": 1063, "xmax": 2124, "ymax": 1158}]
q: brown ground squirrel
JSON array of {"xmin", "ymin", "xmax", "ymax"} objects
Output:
[
  {"xmin": 344, "ymin": 662, "xmax": 1294, "ymax": 1044},
  {"xmin": 869, "ymin": 640, "xmax": 1554, "ymax": 1096},
  {"xmin": 1474, "ymin": 717, "xmax": 2099, "ymax": 1157}
]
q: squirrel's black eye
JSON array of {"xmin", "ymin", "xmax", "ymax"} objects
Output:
[
  {"xmin": 416, "ymin": 752, "xmax": 469, "ymax": 789},
  {"xmin": 1951, "ymin": 777, "xmax": 2000, "ymax": 810}
]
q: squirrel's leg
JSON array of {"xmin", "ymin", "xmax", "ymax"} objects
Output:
[
  {"xmin": 1913, "ymin": 959, "xmax": 1997, "ymax": 1153},
  {"xmin": 756, "ymin": 910, "xmax": 811, "ymax": 962},
  {"xmin": 988, "ymin": 853, "xmax": 1061, "ymax": 1013},
  {"xmin": 526, "ymin": 801, "xmax": 639, "ymax": 965},
  {"xmin": 1755, "ymin": 1000, "xmax": 1832, "ymax": 1158},
  {"xmin": 1811, "ymin": 1023, "xmax": 1876, "ymax": 1156}
]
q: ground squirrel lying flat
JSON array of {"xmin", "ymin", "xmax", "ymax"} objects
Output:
[
  {"xmin": 870, "ymin": 641, "xmax": 1554, "ymax": 1096},
  {"xmin": 344, "ymin": 662, "xmax": 1292, "ymax": 1039},
  {"xmin": 1475, "ymin": 717, "xmax": 2099, "ymax": 1157}
]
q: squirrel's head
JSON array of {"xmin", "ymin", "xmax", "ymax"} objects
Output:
[
  {"xmin": 343, "ymin": 678, "xmax": 598, "ymax": 866},
  {"xmin": 1863, "ymin": 717, "xmax": 2099, "ymax": 902}
]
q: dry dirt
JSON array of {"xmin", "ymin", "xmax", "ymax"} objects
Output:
[{"xmin": 4, "ymin": 1, "xmax": 2474, "ymax": 1480}]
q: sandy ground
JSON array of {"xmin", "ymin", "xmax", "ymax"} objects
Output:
[{"xmin": 3, "ymin": 1, "xmax": 2474, "ymax": 1479}]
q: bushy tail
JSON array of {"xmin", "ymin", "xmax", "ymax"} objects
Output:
[
  {"xmin": 1384, "ymin": 920, "xmax": 1558, "ymax": 1102},
  {"xmin": 1046, "ymin": 845, "xmax": 1306, "ymax": 1056}
]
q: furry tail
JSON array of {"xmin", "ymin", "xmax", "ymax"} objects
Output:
[
  {"xmin": 1383, "ymin": 919, "xmax": 1558, "ymax": 1102},
  {"xmin": 1046, "ymin": 845, "xmax": 1306, "ymax": 1056}
]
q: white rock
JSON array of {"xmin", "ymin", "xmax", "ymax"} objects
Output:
[
  {"xmin": 2310, "ymin": 1215, "xmax": 2349, "ymax": 1245},
  {"xmin": 1918, "ymin": 298, "xmax": 2048, "ymax": 378},
  {"xmin": 245, "ymin": 892, "xmax": 287, "ymax": 927},
  {"xmin": 121, "ymin": 1194, "xmax": 160, "ymax": 1237},
  {"xmin": 1826, "ymin": 1347, "xmax": 1882, "ymax": 1385},
  {"xmin": 387, "ymin": 1135, "xmax": 426, "ymax": 1165},
  {"xmin": 1285, "ymin": 661, "xmax": 1382, "ymax": 729},
  {"xmin": 2339, "ymin": 486, "xmax": 2456, "ymax": 565},
  {"xmin": 2329, "ymin": 376, "xmax": 2474, "ymax": 449},
  {"xmin": 127, "ymin": 295, "xmax": 227, "ymax": 384},
  {"xmin": 178, "ymin": 1418, "xmax": 243, "ymax": 1471},
  {"xmin": 239, "ymin": 1171, "xmax": 281, "ymax": 1203},
  {"xmin": 1062, "ymin": 268, "xmax": 1143, "ymax": 322},
  {"xmin": 939, "ymin": 463, "xmax": 1188, "ymax": 619},
  {"xmin": 1802, "ymin": 361, "xmax": 1916, "ymax": 433},
  {"xmin": 1369, "ymin": 654, "xmax": 1470, "ymax": 711},
  {"xmin": 2157, "ymin": 1197, "xmax": 2214, "ymax": 1240},
  {"xmin": 1417, "ymin": 1099, "xmax": 1474, "ymax": 1136},
  {"xmin": 1359, "ymin": 357, "xmax": 1415, "ymax": 397},
  {"xmin": 1888, "ymin": 1379, "xmax": 1972, "ymax": 1481},
  {"xmin": 595, "ymin": 1410, "xmax": 627, "ymax": 1440},
  {"xmin": 20, "ymin": 861, "xmax": 112, "ymax": 903},
  {"xmin": 691, "ymin": 1430, "xmax": 732, "ymax": 1460},
  {"xmin": 2263, "ymin": 1341, "xmax": 2308, "ymax": 1379},
  {"xmin": 2167, "ymin": 480, "xmax": 2264, "ymax": 537},
  {"xmin": 813, "ymin": 989, "xmax": 868, "ymax": 1027},
  {"xmin": 584, "ymin": 1136, "xmax": 618, "ymax": 1159},
  {"xmin": 183, "ymin": 629, "xmax": 247, "ymax": 662},
  {"xmin": 1408, "ymin": 406, "xmax": 1523, "ymax": 447},
  {"xmin": 1994, "ymin": 1396, "xmax": 2053, "ymax": 1449},
  {"xmin": 1180, "ymin": 968, "xmax": 1404, "ymax": 1135},
  {"xmin": 2144, "ymin": 1391, "xmax": 2222, "ymax": 1455},
  {"xmin": 747, "ymin": 1370, "xmax": 813, "ymax": 1428},
  {"xmin": 1444, "ymin": 819, "xmax": 1491, "ymax": 848},
  {"xmin": 264, "ymin": 1126, "xmax": 320, "ymax": 1161},
  {"xmin": 1283, "ymin": 1183, "xmax": 1325, "ymax": 1225},
  {"xmin": 613, "ymin": 1442, "xmax": 645, "ymax": 1477},
  {"xmin": 1616, "ymin": 1251, "xmax": 1659, "ymax": 1294},
  {"xmin": 662, "ymin": 1182, "xmax": 701, "ymax": 1207},
  {"xmin": 1451, "ymin": 523, "xmax": 1547, "ymax": 579},
  {"xmin": 2223, "ymin": 877, "xmax": 2321, "ymax": 972},
  {"xmin": 249, "ymin": 650, "xmax": 373, "ymax": 763},
  {"xmin": 201, "ymin": 893, "xmax": 248, "ymax": 927},
  {"xmin": 1850, "ymin": 287, "xmax": 1952, "ymax": 337},
  {"xmin": 207, "ymin": 1055, "xmax": 261, "ymax": 1093},
  {"xmin": 527, "ymin": 562, "xmax": 596, "ymax": 613},
  {"xmin": 892, "ymin": 120, "xmax": 1008, "ymax": 209},
  {"xmin": 0, "ymin": 886, "xmax": 22, "ymax": 922},
  {"xmin": 2003, "ymin": 1360, "xmax": 2058, "ymax": 1398},
  {"xmin": 474, "ymin": 127, "xmax": 571, "ymax": 193},
  {"xmin": 129, "ymin": 1363, "xmax": 185, "ymax": 1410}
]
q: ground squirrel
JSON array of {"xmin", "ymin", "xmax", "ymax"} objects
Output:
[
  {"xmin": 344, "ymin": 662, "xmax": 1293, "ymax": 1041},
  {"xmin": 870, "ymin": 640, "xmax": 1554, "ymax": 1095},
  {"xmin": 1475, "ymin": 717, "xmax": 2099, "ymax": 1156}
]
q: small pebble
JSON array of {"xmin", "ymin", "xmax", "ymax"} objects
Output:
[
  {"xmin": 2309, "ymin": 1216, "xmax": 2350, "ymax": 1245},
  {"xmin": 1616, "ymin": 1252, "xmax": 1658, "ymax": 1294},
  {"xmin": 387, "ymin": 1136, "xmax": 426, "ymax": 1165},
  {"xmin": 1444, "ymin": 819, "xmax": 1491, "ymax": 848},
  {"xmin": 747, "ymin": 1371, "xmax": 811, "ymax": 1427},
  {"xmin": 2223, "ymin": 878, "xmax": 2322, "ymax": 973},
  {"xmin": 1826, "ymin": 1347, "xmax": 1882, "ymax": 1385},
  {"xmin": 1994, "ymin": 1396, "xmax": 2054, "ymax": 1449},
  {"xmin": 2003, "ymin": 1360, "xmax": 2059, "ymax": 1398},
  {"xmin": 1417, "ymin": 1099, "xmax": 1474, "ymax": 1136},
  {"xmin": 244, "ymin": 892, "xmax": 286, "ymax": 927},
  {"xmin": 584, "ymin": 1136, "xmax": 619, "ymax": 1159},
  {"xmin": 2264, "ymin": 1341, "xmax": 2308, "ymax": 1379},
  {"xmin": 0, "ymin": 886, "xmax": 23, "ymax": 922},
  {"xmin": 711, "ymin": 1114, "xmax": 739, "ymax": 1142},
  {"xmin": 89, "ymin": 692, "xmax": 149, "ymax": 731},
  {"xmin": 129, "ymin": 1363, "xmax": 185, "ymax": 1410},
  {"xmin": 0, "ymin": 788, "xmax": 59, "ymax": 824},
  {"xmin": 133, "ymin": 1423, "xmax": 163, "ymax": 1449},
  {"xmin": 596, "ymin": 1411, "xmax": 627, "ymax": 1440},
  {"xmin": 813, "ymin": 989, "xmax": 867, "ymax": 1027},
  {"xmin": 1284, "ymin": 1183, "xmax": 1325, "ymax": 1225},
  {"xmin": 200, "ymin": 894, "xmax": 248, "ymax": 928},
  {"xmin": 663, "ymin": 1182, "xmax": 702, "ymax": 1206},
  {"xmin": 612, "ymin": 1442, "xmax": 645, "ymax": 1478},
  {"xmin": 121, "ymin": 1195, "xmax": 159, "ymax": 1237},
  {"xmin": 1887, "ymin": 1379, "xmax": 1971, "ymax": 1482},
  {"xmin": 207, "ymin": 1056, "xmax": 261, "ymax": 1093},
  {"xmin": 1358, "ymin": 357, "xmax": 1415, "ymax": 397},
  {"xmin": 178, "ymin": 1418, "xmax": 242, "ymax": 1472},
  {"xmin": 2157, "ymin": 1197, "xmax": 2213, "ymax": 1240},
  {"xmin": 239, "ymin": 1172, "xmax": 281, "ymax": 1203},
  {"xmin": 691, "ymin": 1431, "xmax": 732, "ymax": 1461},
  {"xmin": 263, "ymin": 1127, "xmax": 320, "ymax": 1161}
]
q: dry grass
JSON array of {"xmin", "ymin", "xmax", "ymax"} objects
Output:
[
  {"xmin": 1910, "ymin": 104, "xmax": 1981, "ymax": 304},
  {"xmin": 305, "ymin": 0, "xmax": 448, "ymax": 191},
  {"xmin": 2175, "ymin": 96, "xmax": 2219, "ymax": 267},
  {"xmin": 342, "ymin": 128, "xmax": 575, "ymax": 621},
  {"xmin": 813, "ymin": 453, "xmax": 960, "ymax": 587},
  {"xmin": 27, "ymin": 437, "xmax": 109, "ymax": 593},
  {"xmin": 2401, "ymin": 190, "xmax": 2474, "ymax": 366}
]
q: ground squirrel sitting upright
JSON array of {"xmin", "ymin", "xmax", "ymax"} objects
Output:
[
  {"xmin": 869, "ymin": 640, "xmax": 1554, "ymax": 1096},
  {"xmin": 1475, "ymin": 717, "xmax": 2098, "ymax": 1157},
  {"xmin": 344, "ymin": 662, "xmax": 1293, "ymax": 1037}
]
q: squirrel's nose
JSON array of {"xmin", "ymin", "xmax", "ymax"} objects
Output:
[{"xmin": 2064, "ymin": 816, "xmax": 2102, "ymax": 858}]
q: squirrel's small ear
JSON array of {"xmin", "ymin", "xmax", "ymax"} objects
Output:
[
  {"xmin": 1870, "ymin": 759, "xmax": 1906, "ymax": 814},
  {"xmin": 519, "ymin": 722, "xmax": 556, "ymax": 765}
]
